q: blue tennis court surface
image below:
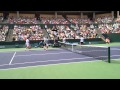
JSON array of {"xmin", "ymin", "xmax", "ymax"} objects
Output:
[{"xmin": 0, "ymin": 46, "xmax": 120, "ymax": 70}]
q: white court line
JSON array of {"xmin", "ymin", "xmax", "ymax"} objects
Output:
[
  {"xmin": 111, "ymin": 55, "xmax": 120, "ymax": 57},
  {"xmin": 12, "ymin": 57, "xmax": 94, "ymax": 65},
  {"xmin": 9, "ymin": 52, "xmax": 16, "ymax": 65},
  {"xmin": 0, "ymin": 63, "xmax": 11, "ymax": 67},
  {"xmin": 0, "ymin": 57, "xmax": 93, "ymax": 67},
  {"xmin": 2, "ymin": 53, "xmax": 120, "ymax": 67},
  {"xmin": 0, "ymin": 51, "xmax": 119, "ymax": 70},
  {"xmin": 0, "ymin": 48, "xmax": 63, "ymax": 53},
  {"xmin": 2, "ymin": 58, "xmax": 120, "ymax": 70},
  {"xmin": 0, "ymin": 55, "xmax": 120, "ymax": 70},
  {"xmin": 15, "ymin": 51, "xmax": 120, "ymax": 58},
  {"xmin": 15, "ymin": 52, "xmax": 73, "ymax": 57},
  {"xmin": 0, "ymin": 60, "xmax": 100, "ymax": 70},
  {"xmin": 10, "ymin": 54, "xmax": 120, "ymax": 66}
]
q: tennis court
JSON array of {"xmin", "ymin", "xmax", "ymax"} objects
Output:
[
  {"xmin": 0, "ymin": 48, "xmax": 97, "ymax": 70},
  {"xmin": 0, "ymin": 42, "xmax": 120, "ymax": 70}
]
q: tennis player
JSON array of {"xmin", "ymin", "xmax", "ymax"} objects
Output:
[
  {"xmin": 63, "ymin": 36, "xmax": 66, "ymax": 43},
  {"xmin": 62, "ymin": 36, "xmax": 67, "ymax": 47},
  {"xmin": 80, "ymin": 35, "xmax": 84, "ymax": 45},
  {"xmin": 43, "ymin": 37, "xmax": 49, "ymax": 50},
  {"xmin": 25, "ymin": 37, "xmax": 31, "ymax": 49},
  {"xmin": 105, "ymin": 37, "xmax": 110, "ymax": 44}
]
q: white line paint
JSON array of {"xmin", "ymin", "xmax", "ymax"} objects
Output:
[
  {"xmin": 15, "ymin": 53, "xmax": 120, "ymax": 58},
  {"xmin": 0, "ymin": 54, "xmax": 119, "ymax": 67},
  {"xmin": 11, "ymin": 55, "xmax": 120, "ymax": 66},
  {"xmin": 0, "ymin": 63, "xmax": 11, "ymax": 67},
  {"xmin": 0, "ymin": 60, "xmax": 100, "ymax": 70},
  {"xmin": 111, "ymin": 55, "xmax": 120, "ymax": 57},
  {"xmin": 75, "ymin": 50, "xmax": 107, "ymax": 53},
  {"xmin": 2, "ymin": 58, "xmax": 120, "ymax": 70},
  {"xmin": 0, "ymin": 53, "xmax": 119, "ymax": 70},
  {"xmin": 9, "ymin": 52, "xmax": 16, "ymax": 65},
  {"xmin": 13, "ymin": 57, "xmax": 94, "ymax": 65},
  {"xmin": 0, "ymin": 48, "xmax": 63, "ymax": 53},
  {"xmin": 0, "ymin": 57, "xmax": 94, "ymax": 67},
  {"xmin": 0, "ymin": 55, "xmax": 120, "ymax": 70},
  {"xmin": 15, "ymin": 52, "xmax": 73, "ymax": 57}
]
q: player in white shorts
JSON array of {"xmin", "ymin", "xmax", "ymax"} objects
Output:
[
  {"xmin": 25, "ymin": 37, "xmax": 31, "ymax": 49},
  {"xmin": 80, "ymin": 35, "xmax": 84, "ymax": 45}
]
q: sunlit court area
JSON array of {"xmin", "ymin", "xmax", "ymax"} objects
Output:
[{"xmin": 0, "ymin": 11, "xmax": 120, "ymax": 79}]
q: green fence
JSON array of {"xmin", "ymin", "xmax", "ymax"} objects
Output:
[{"xmin": 102, "ymin": 33, "xmax": 120, "ymax": 42}]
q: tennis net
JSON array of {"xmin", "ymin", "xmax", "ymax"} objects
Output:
[{"xmin": 58, "ymin": 41, "xmax": 110, "ymax": 63}]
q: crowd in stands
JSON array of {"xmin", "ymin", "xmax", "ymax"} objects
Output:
[
  {"xmin": 11, "ymin": 22, "xmax": 120, "ymax": 41},
  {"xmin": 67, "ymin": 17, "xmax": 92, "ymax": 24},
  {"xmin": 0, "ymin": 25, "xmax": 9, "ymax": 41},
  {"xmin": 66, "ymin": 16, "xmax": 114, "ymax": 24},
  {"xmin": 0, "ymin": 14, "xmax": 120, "ymax": 41},
  {"xmin": 12, "ymin": 25, "xmax": 43, "ymax": 41},
  {"xmin": 40, "ymin": 17, "xmax": 70, "ymax": 24},
  {"xmin": 71, "ymin": 24, "xmax": 98, "ymax": 39},
  {"xmin": 94, "ymin": 16, "xmax": 113, "ymax": 23},
  {"xmin": 115, "ymin": 16, "xmax": 120, "ymax": 22},
  {"xmin": 7, "ymin": 16, "xmax": 39, "ymax": 24},
  {"xmin": 4, "ymin": 15, "xmax": 118, "ymax": 25},
  {"xmin": 46, "ymin": 25, "xmax": 79, "ymax": 40},
  {"xmin": 98, "ymin": 23, "xmax": 120, "ymax": 34},
  {"xmin": 2, "ymin": 15, "xmax": 116, "ymax": 24}
]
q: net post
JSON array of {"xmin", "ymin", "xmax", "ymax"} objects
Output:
[{"xmin": 108, "ymin": 47, "xmax": 110, "ymax": 63}]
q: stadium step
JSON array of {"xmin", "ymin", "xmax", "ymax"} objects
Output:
[{"xmin": 5, "ymin": 29, "xmax": 13, "ymax": 42}]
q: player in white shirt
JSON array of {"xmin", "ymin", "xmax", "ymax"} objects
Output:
[
  {"xmin": 80, "ymin": 36, "xmax": 84, "ymax": 45},
  {"xmin": 25, "ymin": 37, "xmax": 31, "ymax": 49}
]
